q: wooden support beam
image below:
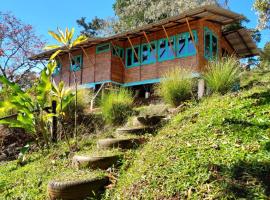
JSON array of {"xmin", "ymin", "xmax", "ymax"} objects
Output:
[
  {"xmin": 110, "ymin": 42, "xmax": 126, "ymax": 70},
  {"xmin": 142, "ymin": 31, "xmax": 158, "ymax": 60},
  {"xmin": 127, "ymin": 36, "xmax": 140, "ymax": 63},
  {"xmin": 162, "ymin": 25, "xmax": 176, "ymax": 57},
  {"xmin": 185, "ymin": 18, "xmax": 198, "ymax": 54},
  {"xmin": 236, "ymin": 31, "xmax": 252, "ymax": 55},
  {"xmin": 80, "ymin": 46, "xmax": 94, "ymax": 66}
]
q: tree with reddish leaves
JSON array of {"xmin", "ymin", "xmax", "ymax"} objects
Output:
[{"xmin": 0, "ymin": 12, "xmax": 45, "ymax": 88}]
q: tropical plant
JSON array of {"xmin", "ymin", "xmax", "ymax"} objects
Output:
[
  {"xmin": 0, "ymin": 61, "xmax": 57, "ymax": 146},
  {"xmin": 203, "ymin": 57, "xmax": 240, "ymax": 94},
  {"xmin": 100, "ymin": 88, "xmax": 133, "ymax": 125},
  {"xmin": 44, "ymin": 27, "xmax": 88, "ymax": 141},
  {"xmin": 156, "ymin": 68, "xmax": 193, "ymax": 107}
]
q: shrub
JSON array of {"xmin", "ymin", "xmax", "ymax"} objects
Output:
[
  {"xmin": 203, "ymin": 57, "xmax": 240, "ymax": 94},
  {"xmin": 100, "ymin": 88, "xmax": 133, "ymax": 125},
  {"xmin": 156, "ymin": 68, "xmax": 193, "ymax": 107}
]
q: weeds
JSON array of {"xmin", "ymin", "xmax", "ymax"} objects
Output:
[
  {"xmin": 203, "ymin": 57, "xmax": 240, "ymax": 94},
  {"xmin": 156, "ymin": 67, "xmax": 193, "ymax": 107},
  {"xmin": 100, "ymin": 88, "xmax": 133, "ymax": 125}
]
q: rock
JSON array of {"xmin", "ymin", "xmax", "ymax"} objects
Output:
[
  {"xmin": 72, "ymin": 154, "xmax": 122, "ymax": 170},
  {"xmin": 48, "ymin": 176, "xmax": 109, "ymax": 200}
]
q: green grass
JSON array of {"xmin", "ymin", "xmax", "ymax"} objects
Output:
[
  {"xmin": 100, "ymin": 88, "xmax": 133, "ymax": 125},
  {"xmin": 104, "ymin": 70, "xmax": 270, "ymax": 199},
  {"xmin": 203, "ymin": 57, "xmax": 240, "ymax": 94},
  {"xmin": 156, "ymin": 67, "xmax": 193, "ymax": 107},
  {"xmin": 0, "ymin": 131, "xmax": 120, "ymax": 200}
]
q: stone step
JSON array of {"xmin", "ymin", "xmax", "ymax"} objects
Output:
[
  {"xmin": 136, "ymin": 115, "xmax": 165, "ymax": 126},
  {"xmin": 72, "ymin": 154, "xmax": 122, "ymax": 170},
  {"xmin": 97, "ymin": 138, "xmax": 145, "ymax": 149},
  {"xmin": 47, "ymin": 176, "xmax": 109, "ymax": 200},
  {"xmin": 116, "ymin": 126, "xmax": 155, "ymax": 135}
]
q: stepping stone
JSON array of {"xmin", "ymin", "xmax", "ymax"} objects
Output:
[
  {"xmin": 72, "ymin": 154, "xmax": 122, "ymax": 170},
  {"xmin": 47, "ymin": 176, "xmax": 109, "ymax": 200},
  {"xmin": 97, "ymin": 138, "xmax": 145, "ymax": 149},
  {"xmin": 116, "ymin": 126, "xmax": 154, "ymax": 135},
  {"xmin": 137, "ymin": 115, "xmax": 165, "ymax": 126}
]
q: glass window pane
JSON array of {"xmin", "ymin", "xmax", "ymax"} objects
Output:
[
  {"xmin": 212, "ymin": 35, "xmax": 218, "ymax": 57},
  {"xmin": 133, "ymin": 46, "xmax": 140, "ymax": 64},
  {"xmin": 126, "ymin": 49, "xmax": 132, "ymax": 66},
  {"xmin": 187, "ymin": 34, "xmax": 196, "ymax": 55},
  {"xmin": 205, "ymin": 31, "xmax": 211, "ymax": 58},
  {"xmin": 149, "ymin": 43, "xmax": 156, "ymax": 62},
  {"xmin": 142, "ymin": 45, "xmax": 148, "ymax": 63},
  {"xmin": 178, "ymin": 35, "xmax": 186, "ymax": 57},
  {"xmin": 159, "ymin": 39, "xmax": 166, "ymax": 59},
  {"xmin": 168, "ymin": 37, "xmax": 175, "ymax": 58}
]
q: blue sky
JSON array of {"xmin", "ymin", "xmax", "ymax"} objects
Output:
[{"xmin": 0, "ymin": 0, "xmax": 269, "ymax": 48}]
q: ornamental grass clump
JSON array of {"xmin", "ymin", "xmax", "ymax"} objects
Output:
[
  {"xmin": 203, "ymin": 57, "xmax": 240, "ymax": 94},
  {"xmin": 100, "ymin": 88, "xmax": 133, "ymax": 125},
  {"xmin": 156, "ymin": 67, "xmax": 193, "ymax": 107}
]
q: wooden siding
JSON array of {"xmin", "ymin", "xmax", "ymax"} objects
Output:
[{"xmin": 53, "ymin": 20, "xmax": 232, "ymax": 87}]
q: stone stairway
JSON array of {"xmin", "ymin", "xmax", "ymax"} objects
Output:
[{"xmin": 47, "ymin": 114, "xmax": 165, "ymax": 200}]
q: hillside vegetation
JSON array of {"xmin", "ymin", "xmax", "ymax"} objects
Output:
[
  {"xmin": 104, "ymin": 70, "xmax": 270, "ymax": 199},
  {"xmin": 1, "ymin": 70, "xmax": 270, "ymax": 199}
]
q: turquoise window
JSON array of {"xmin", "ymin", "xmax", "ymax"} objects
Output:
[
  {"xmin": 204, "ymin": 27, "xmax": 218, "ymax": 59},
  {"xmin": 70, "ymin": 55, "xmax": 82, "ymax": 72},
  {"xmin": 53, "ymin": 61, "xmax": 61, "ymax": 76},
  {"xmin": 125, "ymin": 45, "xmax": 141, "ymax": 68},
  {"xmin": 112, "ymin": 46, "xmax": 124, "ymax": 59},
  {"xmin": 176, "ymin": 30, "xmax": 198, "ymax": 58},
  {"xmin": 141, "ymin": 41, "xmax": 157, "ymax": 65},
  {"xmin": 96, "ymin": 43, "xmax": 110, "ymax": 54},
  {"xmin": 158, "ymin": 36, "xmax": 175, "ymax": 62}
]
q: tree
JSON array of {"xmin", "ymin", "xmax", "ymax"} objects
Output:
[
  {"xmin": 253, "ymin": 0, "xmax": 270, "ymax": 30},
  {"xmin": 112, "ymin": 0, "xmax": 228, "ymax": 33},
  {"xmin": 0, "ymin": 12, "xmax": 45, "ymax": 87},
  {"xmin": 44, "ymin": 27, "xmax": 87, "ymax": 142},
  {"xmin": 76, "ymin": 16, "xmax": 107, "ymax": 37}
]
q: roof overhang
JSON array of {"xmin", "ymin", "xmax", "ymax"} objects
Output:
[
  {"xmin": 30, "ymin": 5, "xmax": 247, "ymax": 60},
  {"xmin": 223, "ymin": 28, "xmax": 260, "ymax": 58}
]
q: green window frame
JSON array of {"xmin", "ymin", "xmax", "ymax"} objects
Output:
[
  {"xmin": 96, "ymin": 43, "xmax": 111, "ymax": 54},
  {"xmin": 158, "ymin": 36, "xmax": 176, "ymax": 62},
  {"xmin": 141, "ymin": 41, "xmax": 157, "ymax": 65},
  {"xmin": 70, "ymin": 55, "xmax": 83, "ymax": 72},
  {"xmin": 176, "ymin": 30, "xmax": 198, "ymax": 58},
  {"xmin": 112, "ymin": 46, "xmax": 124, "ymax": 59},
  {"xmin": 53, "ymin": 61, "xmax": 61, "ymax": 76},
  {"xmin": 204, "ymin": 27, "xmax": 218, "ymax": 60},
  {"xmin": 125, "ymin": 45, "xmax": 141, "ymax": 68}
]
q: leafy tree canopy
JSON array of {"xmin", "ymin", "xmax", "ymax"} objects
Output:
[{"xmin": 253, "ymin": 0, "xmax": 270, "ymax": 30}]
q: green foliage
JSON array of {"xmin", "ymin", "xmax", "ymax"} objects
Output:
[
  {"xmin": 105, "ymin": 70, "xmax": 270, "ymax": 199},
  {"xmin": 100, "ymin": 88, "xmax": 133, "ymax": 125},
  {"xmin": 203, "ymin": 57, "xmax": 240, "ymax": 94},
  {"xmin": 156, "ymin": 68, "xmax": 193, "ymax": 107},
  {"xmin": 0, "ymin": 61, "xmax": 73, "ymax": 146},
  {"xmin": 253, "ymin": 0, "xmax": 270, "ymax": 30}
]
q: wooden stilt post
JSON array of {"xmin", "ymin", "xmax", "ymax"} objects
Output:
[
  {"xmin": 127, "ymin": 37, "xmax": 140, "ymax": 63},
  {"xmin": 52, "ymin": 100, "xmax": 57, "ymax": 143},
  {"xmin": 162, "ymin": 25, "xmax": 176, "ymax": 57}
]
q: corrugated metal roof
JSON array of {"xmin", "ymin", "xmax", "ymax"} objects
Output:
[
  {"xmin": 223, "ymin": 28, "xmax": 260, "ymax": 58},
  {"xmin": 31, "ymin": 5, "xmax": 256, "ymax": 60}
]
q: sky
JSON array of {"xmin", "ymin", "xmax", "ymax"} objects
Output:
[{"xmin": 0, "ymin": 0, "xmax": 269, "ymax": 48}]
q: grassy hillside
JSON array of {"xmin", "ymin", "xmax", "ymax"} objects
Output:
[{"xmin": 105, "ymin": 70, "xmax": 270, "ymax": 199}]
